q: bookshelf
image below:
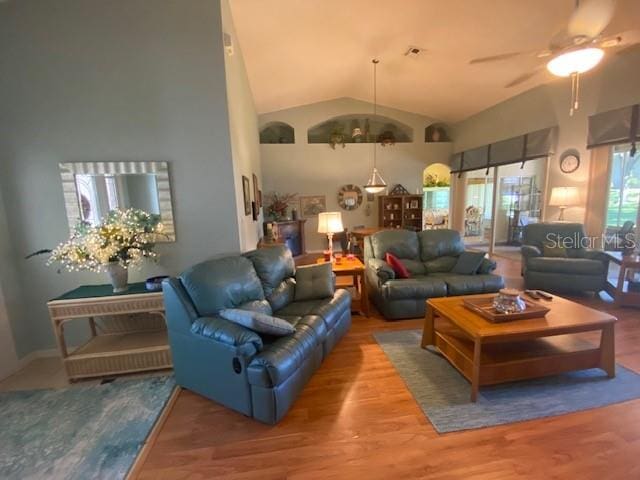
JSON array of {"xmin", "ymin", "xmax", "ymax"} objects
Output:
[{"xmin": 378, "ymin": 194, "xmax": 423, "ymax": 231}]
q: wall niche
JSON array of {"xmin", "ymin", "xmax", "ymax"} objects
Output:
[
  {"xmin": 307, "ymin": 114, "xmax": 413, "ymax": 145},
  {"xmin": 260, "ymin": 122, "xmax": 295, "ymax": 144},
  {"xmin": 425, "ymin": 123, "xmax": 451, "ymax": 143}
]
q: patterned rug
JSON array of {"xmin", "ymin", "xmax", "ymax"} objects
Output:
[
  {"xmin": 0, "ymin": 376, "xmax": 176, "ymax": 479},
  {"xmin": 374, "ymin": 329, "xmax": 640, "ymax": 433}
]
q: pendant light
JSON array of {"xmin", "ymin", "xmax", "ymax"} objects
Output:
[{"xmin": 364, "ymin": 58, "xmax": 387, "ymax": 194}]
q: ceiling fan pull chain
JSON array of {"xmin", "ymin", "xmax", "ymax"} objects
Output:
[
  {"xmin": 574, "ymin": 72, "xmax": 580, "ymax": 112},
  {"xmin": 569, "ymin": 72, "xmax": 579, "ymax": 116}
]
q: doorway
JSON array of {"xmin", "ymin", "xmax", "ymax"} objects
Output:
[{"xmin": 463, "ymin": 169, "xmax": 495, "ymax": 252}]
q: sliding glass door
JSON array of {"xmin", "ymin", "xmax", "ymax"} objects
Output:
[
  {"xmin": 463, "ymin": 170, "xmax": 495, "ymax": 252},
  {"xmin": 459, "ymin": 158, "xmax": 547, "ymax": 257},
  {"xmin": 607, "ymin": 144, "xmax": 640, "ymax": 229}
]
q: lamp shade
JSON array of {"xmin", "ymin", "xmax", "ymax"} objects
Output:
[
  {"xmin": 317, "ymin": 212, "xmax": 344, "ymax": 234},
  {"xmin": 548, "ymin": 186, "xmax": 580, "ymax": 207}
]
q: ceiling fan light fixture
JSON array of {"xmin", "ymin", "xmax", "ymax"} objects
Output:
[{"xmin": 546, "ymin": 47, "xmax": 604, "ymax": 77}]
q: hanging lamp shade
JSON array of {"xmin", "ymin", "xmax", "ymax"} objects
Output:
[
  {"xmin": 365, "ymin": 167, "xmax": 386, "ymax": 194},
  {"xmin": 364, "ymin": 58, "xmax": 387, "ymax": 194}
]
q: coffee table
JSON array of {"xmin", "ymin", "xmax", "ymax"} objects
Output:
[{"xmin": 421, "ymin": 294, "xmax": 616, "ymax": 402}]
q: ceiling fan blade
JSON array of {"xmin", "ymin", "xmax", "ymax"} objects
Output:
[
  {"xmin": 601, "ymin": 29, "xmax": 640, "ymax": 47},
  {"xmin": 568, "ymin": 0, "xmax": 616, "ymax": 39},
  {"xmin": 505, "ymin": 67, "xmax": 543, "ymax": 88},
  {"xmin": 469, "ymin": 52, "xmax": 526, "ymax": 64}
]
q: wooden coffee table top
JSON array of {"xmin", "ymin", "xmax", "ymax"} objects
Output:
[{"xmin": 427, "ymin": 294, "xmax": 616, "ymax": 341}]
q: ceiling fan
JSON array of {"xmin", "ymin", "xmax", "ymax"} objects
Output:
[{"xmin": 469, "ymin": 0, "xmax": 640, "ymax": 115}]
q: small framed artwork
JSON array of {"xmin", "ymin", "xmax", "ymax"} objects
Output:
[
  {"xmin": 252, "ymin": 173, "xmax": 260, "ymax": 208},
  {"xmin": 299, "ymin": 195, "xmax": 326, "ymax": 217},
  {"xmin": 242, "ymin": 176, "xmax": 251, "ymax": 215},
  {"xmin": 410, "ymin": 200, "xmax": 419, "ymax": 209}
]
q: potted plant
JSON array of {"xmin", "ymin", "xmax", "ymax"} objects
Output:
[
  {"xmin": 42, "ymin": 209, "xmax": 164, "ymax": 293},
  {"xmin": 329, "ymin": 125, "xmax": 346, "ymax": 149}
]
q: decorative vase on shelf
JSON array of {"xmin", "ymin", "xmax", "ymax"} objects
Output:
[{"xmin": 105, "ymin": 262, "xmax": 128, "ymax": 293}]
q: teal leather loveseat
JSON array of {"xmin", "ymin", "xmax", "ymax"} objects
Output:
[
  {"xmin": 162, "ymin": 245, "xmax": 351, "ymax": 424},
  {"xmin": 521, "ymin": 223, "xmax": 610, "ymax": 294},
  {"xmin": 364, "ymin": 229, "xmax": 504, "ymax": 320}
]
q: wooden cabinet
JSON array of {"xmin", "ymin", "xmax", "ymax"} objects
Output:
[
  {"xmin": 263, "ymin": 220, "xmax": 307, "ymax": 256},
  {"xmin": 378, "ymin": 195, "xmax": 423, "ymax": 231}
]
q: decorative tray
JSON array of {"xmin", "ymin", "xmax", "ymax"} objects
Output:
[{"xmin": 462, "ymin": 296, "xmax": 550, "ymax": 323}]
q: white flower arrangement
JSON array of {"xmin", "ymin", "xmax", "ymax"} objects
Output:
[{"xmin": 47, "ymin": 209, "xmax": 164, "ymax": 273}]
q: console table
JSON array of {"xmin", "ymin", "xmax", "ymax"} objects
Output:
[{"xmin": 48, "ymin": 282, "xmax": 172, "ymax": 382}]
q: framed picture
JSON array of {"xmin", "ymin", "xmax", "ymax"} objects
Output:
[
  {"xmin": 252, "ymin": 174, "xmax": 260, "ymax": 208},
  {"xmin": 299, "ymin": 195, "xmax": 326, "ymax": 218},
  {"xmin": 410, "ymin": 199, "xmax": 419, "ymax": 209},
  {"xmin": 242, "ymin": 176, "xmax": 251, "ymax": 215}
]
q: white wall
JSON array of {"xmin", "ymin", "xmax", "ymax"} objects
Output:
[
  {"xmin": 260, "ymin": 97, "xmax": 452, "ymax": 251},
  {"xmin": 453, "ymin": 50, "xmax": 640, "ymax": 223},
  {"xmin": 0, "ymin": 0, "xmax": 245, "ymax": 357},
  {"xmin": 221, "ymin": 0, "xmax": 263, "ymax": 252}
]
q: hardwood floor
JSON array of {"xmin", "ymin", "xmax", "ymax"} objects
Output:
[{"xmin": 136, "ymin": 258, "xmax": 640, "ymax": 480}]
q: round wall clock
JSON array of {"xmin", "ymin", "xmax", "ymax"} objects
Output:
[
  {"xmin": 337, "ymin": 184, "xmax": 363, "ymax": 211},
  {"xmin": 560, "ymin": 153, "xmax": 580, "ymax": 173}
]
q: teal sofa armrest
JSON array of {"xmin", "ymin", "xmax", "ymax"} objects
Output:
[
  {"xmin": 583, "ymin": 249, "xmax": 610, "ymax": 264},
  {"xmin": 521, "ymin": 245, "xmax": 542, "ymax": 260},
  {"xmin": 191, "ymin": 316, "xmax": 263, "ymax": 356},
  {"xmin": 477, "ymin": 257, "xmax": 497, "ymax": 274},
  {"xmin": 367, "ymin": 258, "xmax": 395, "ymax": 283}
]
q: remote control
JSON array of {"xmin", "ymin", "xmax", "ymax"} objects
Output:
[
  {"xmin": 536, "ymin": 290, "xmax": 553, "ymax": 300},
  {"xmin": 524, "ymin": 289, "xmax": 541, "ymax": 300}
]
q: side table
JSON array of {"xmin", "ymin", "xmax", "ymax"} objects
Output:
[
  {"xmin": 605, "ymin": 252, "xmax": 640, "ymax": 307},
  {"xmin": 316, "ymin": 256, "xmax": 369, "ymax": 316},
  {"xmin": 47, "ymin": 282, "xmax": 172, "ymax": 381}
]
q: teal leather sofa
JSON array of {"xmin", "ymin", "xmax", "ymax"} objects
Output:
[
  {"xmin": 521, "ymin": 223, "xmax": 610, "ymax": 294},
  {"xmin": 364, "ymin": 229, "xmax": 503, "ymax": 320},
  {"xmin": 162, "ymin": 245, "xmax": 351, "ymax": 424}
]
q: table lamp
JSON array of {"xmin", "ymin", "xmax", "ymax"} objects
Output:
[
  {"xmin": 548, "ymin": 186, "xmax": 579, "ymax": 221},
  {"xmin": 317, "ymin": 212, "xmax": 343, "ymax": 260}
]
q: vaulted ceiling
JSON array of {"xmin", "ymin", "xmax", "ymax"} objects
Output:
[{"xmin": 229, "ymin": 0, "xmax": 640, "ymax": 122}]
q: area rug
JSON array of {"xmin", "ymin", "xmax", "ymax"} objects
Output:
[
  {"xmin": 374, "ymin": 329, "xmax": 640, "ymax": 433},
  {"xmin": 0, "ymin": 375, "xmax": 176, "ymax": 480}
]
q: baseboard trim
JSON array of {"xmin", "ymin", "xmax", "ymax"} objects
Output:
[{"xmin": 15, "ymin": 346, "xmax": 74, "ymax": 371}]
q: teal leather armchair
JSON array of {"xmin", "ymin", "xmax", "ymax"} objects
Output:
[
  {"xmin": 364, "ymin": 229, "xmax": 503, "ymax": 320},
  {"xmin": 521, "ymin": 223, "xmax": 609, "ymax": 294},
  {"xmin": 162, "ymin": 246, "xmax": 351, "ymax": 424}
]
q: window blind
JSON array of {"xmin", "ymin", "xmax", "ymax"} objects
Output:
[{"xmin": 450, "ymin": 127, "xmax": 557, "ymax": 174}]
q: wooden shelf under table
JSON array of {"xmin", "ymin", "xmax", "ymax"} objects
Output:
[
  {"xmin": 434, "ymin": 320, "xmax": 601, "ymax": 387},
  {"xmin": 65, "ymin": 330, "xmax": 172, "ymax": 380}
]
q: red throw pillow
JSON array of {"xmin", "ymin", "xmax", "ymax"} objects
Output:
[{"xmin": 385, "ymin": 252, "xmax": 411, "ymax": 279}]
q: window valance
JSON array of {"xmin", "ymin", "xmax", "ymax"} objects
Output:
[
  {"xmin": 587, "ymin": 104, "xmax": 640, "ymax": 155},
  {"xmin": 450, "ymin": 127, "xmax": 557, "ymax": 175}
]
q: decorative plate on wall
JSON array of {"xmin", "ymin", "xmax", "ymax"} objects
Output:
[{"xmin": 338, "ymin": 184, "xmax": 363, "ymax": 211}]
